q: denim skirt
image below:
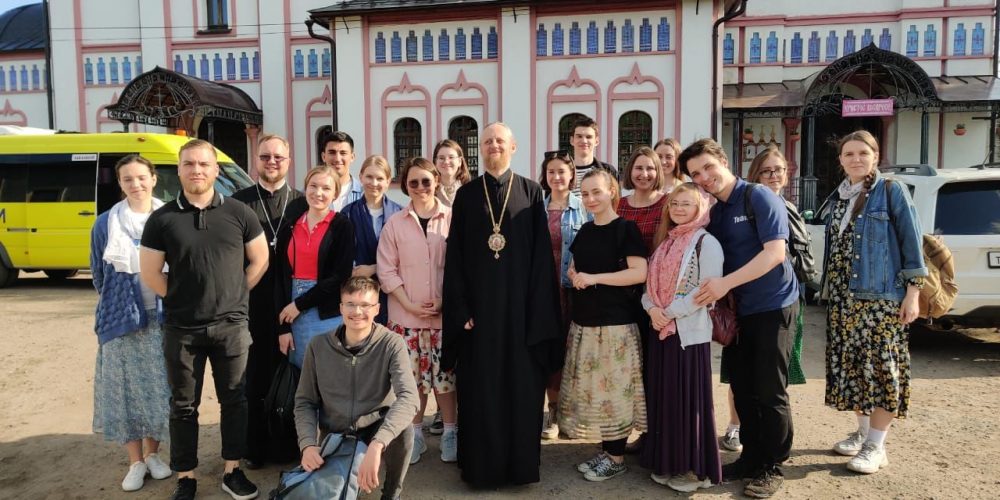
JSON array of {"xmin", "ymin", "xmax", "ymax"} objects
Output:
[{"xmin": 289, "ymin": 278, "xmax": 343, "ymax": 368}]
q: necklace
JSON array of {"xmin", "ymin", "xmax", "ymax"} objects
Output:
[
  {"xmin": 255, "ymin": 182, "xmax": 289, "ymax": 248},
  {"xmin": 483, "ymin": 173, "xmax": 514, "ymax": 259}
]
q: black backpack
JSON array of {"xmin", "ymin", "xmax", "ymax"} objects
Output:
[
  {"xmin": 263, "ymin": 358, "xmax": 301, "ymax": 458},
  {"xmin": 744, "ymin": 183, "xmax": 817, "ymax": 284}
]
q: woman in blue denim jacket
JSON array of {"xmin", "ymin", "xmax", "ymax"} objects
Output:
[
  {"xmin": 820, "ymin": 130, "xmax": 927, "ymax": 476},
  {"xmin": 539, "ymin": 150, "xmax": 590, "ymax": 440}
]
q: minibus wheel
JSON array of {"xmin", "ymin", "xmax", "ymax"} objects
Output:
[
  {"xmin": 0, "ymin": 264, "xmax": 17, "ymax": 288},
  {"xmin": 43, "ymin": 270, "xmax": 79, "ymax": 280}
]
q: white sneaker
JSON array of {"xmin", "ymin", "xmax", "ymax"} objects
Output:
[
  {"xmin": 833, "ymin": 430, "xmax": 867, "ymax": 456},
  {"xmin": 440, "ymin": 429, "xmax": 458, "ymax": 463},
  {"xmin": 665, "ymin": 472, "xmax": 713, "ymax": 493},
  {"xmin": 410, "ymin": 431, "xmax": 427, "ymax": 465},
  {"xmin": 541, "ymin": 408, "xmax": 559, "ymax": 440},
  {"xmin": 121, "ymin": 461, "xmax": 147, "ymax": 492},
  {"xmin": 847, "ymin": 442, "xmax": 888, "ymax": 474},
  {"xmin": 144, "ymin": 453, "xmax": 173, "ymax": 480}
]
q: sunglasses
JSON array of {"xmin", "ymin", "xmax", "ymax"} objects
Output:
[
  {"xmin": 258, "ymin": 154, "xmax": 288, "ymax": 163},
  {"xmin": 407, "ymin": 178, "xmax": 433, "ymax": 189},
  {"xmin": 543, "ymin": 149, "xmax": 572, "ymax": 160}
]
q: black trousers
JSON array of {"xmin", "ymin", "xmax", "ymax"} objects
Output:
[
  {"xmin": 725, "ymin": 302, "xmax": 797, "ymax": 473},
  {"xmin": 163, "ymin": 321, "xmax": 252, "ymax": 472}
]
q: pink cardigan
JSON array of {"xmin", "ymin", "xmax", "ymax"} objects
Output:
[{"xmin": 376, "ymin": 202, "xmax": 451, "ymax": 329}]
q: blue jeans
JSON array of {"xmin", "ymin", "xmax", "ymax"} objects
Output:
[{"xmin": 290, "ymin": 279, "xmax": 343, "ymax": 368}]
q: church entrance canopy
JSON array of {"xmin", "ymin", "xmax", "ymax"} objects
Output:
[
  {"xmin": 723, "ymin": 44, "xmax": 1000, "ymax": 210},
  {"xmin": 106, "ymin": 67, "xmax": 261, "ymax": 168}
]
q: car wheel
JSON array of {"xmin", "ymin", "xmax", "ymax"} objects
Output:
[
  {"xmin": 0, "ymin": 263, "xmax": 18, "ymax": 288},
  {"xmin": 44, "ymin": 269, "xmax": 79, "ymax": 280}
]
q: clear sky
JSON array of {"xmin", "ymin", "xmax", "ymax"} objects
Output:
[{"xmin": 0, "ymin": 0, "xmax": 39, "ymax": 16}]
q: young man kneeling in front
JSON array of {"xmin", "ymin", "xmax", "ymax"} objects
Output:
[{"xmin": 294, "ymin": 277, "xmax": 419, "ymax": 499}]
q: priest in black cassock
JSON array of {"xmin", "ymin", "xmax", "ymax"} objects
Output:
[
  {"xmin": 442, "ymin": 122, "xmax": 564, "ymax": 487},
  {"xmin": 231, "ymin": 134, "xmax": 304, "ymax": 467}
]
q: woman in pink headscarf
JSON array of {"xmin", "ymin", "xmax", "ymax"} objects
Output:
[{"xmin": 640, "ymin": 182, "xmax": 724, "ymax": 493}]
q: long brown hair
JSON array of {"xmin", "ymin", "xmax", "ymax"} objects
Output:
[
  {"xmin": 432, "ymin": 139, "xmax": 472, "ymax": 184},
  {"xmin": 838, "ymin": 130, "xmax": 880, "ymax": 221},
  {"xmin": 621, "ymin": 146, "xmax": 665, "ymax": 191},
  {"xmin": 747, "ymin": 146, "xmax": 787, "ymax": 185},
  {"xmin": 652, "ymin": 182, "xmax": 705, "ymax": 249},
  {"xmin": 654, "ymin": 138, "xmax": 684, "ymax": 185}
]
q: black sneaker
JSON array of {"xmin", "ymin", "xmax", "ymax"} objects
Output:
[
  {"xmin": 744, "ymin": 466, "xmax": 783, "ymax": 498},
  {"xmin": 721, "ymin": 459, "xmax": 755, "ymax": 482},
  {"xmin": 429, "ymin": 411, "xmax": 444, "ymax": 435},
  {"xmin": 169, "ymin": 478, "xmax": 197, "ymax": 500},
  {"xmin": 221, "ymin": 468, "xmax": 259, "ymax": 500}
]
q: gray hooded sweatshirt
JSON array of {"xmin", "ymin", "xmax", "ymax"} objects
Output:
[{"xmin": 294, "ymin": 324, "xmax": 419, "ymax": 450}]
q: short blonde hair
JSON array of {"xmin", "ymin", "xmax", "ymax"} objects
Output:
[
  {"xmin": 303, "ymin": 164, "xmax": 341, "ymax": 199},
  {"xmin": 257, "ymin": 133, "xmax": 289, "ymax": 150},
  {"xmin": 178, "ymin": 138, "xmax": 216, "ymax": 160}
]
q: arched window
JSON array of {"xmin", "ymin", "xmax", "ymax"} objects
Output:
[
  {"xmin": 315, "ymin": 125, "xmax": 332, "ymax": 164},
  {"xmin": 617, "ymin": 110, "xmax": 652, "ymax": 168},
  {"xmin": 393, "ymin": 118, "xmax": 422, "ymax": 180},
  {"xmin": 448, "ymin": 116, "xmax": 479, "ymax": 177},
  {"xmin": 558, "ymin": 112, "xmax": 588, "ymax": 152}
]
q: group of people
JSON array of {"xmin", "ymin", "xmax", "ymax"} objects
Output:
[{"xmin": 88, "ymin": 114, "xmax": 927, "ymax": 499}]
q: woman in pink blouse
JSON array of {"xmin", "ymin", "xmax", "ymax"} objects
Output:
[{"xmin": 376, "ymin": 157, "xmax": 457, "ymax": 466}]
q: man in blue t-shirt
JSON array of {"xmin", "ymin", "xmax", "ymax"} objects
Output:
[{"xmin": 679, "ymin": 138, "xmax": 799, "ymax": 499}]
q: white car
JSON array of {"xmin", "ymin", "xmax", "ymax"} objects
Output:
[{"xmin": 804, "ymin": 164, "xmax": 1000, "ymax": 329}]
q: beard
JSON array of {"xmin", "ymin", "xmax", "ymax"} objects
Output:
[
  {"xmin": 182, "ymin": 180, "xmax": 212, "ymax": 195},
  {"xmin": 483, "ymin": 154, "xmax": 510, "ymax": 173},
  {"xmin": 259, "ymin": 168, "xmax": 285, "ymax": 185}
]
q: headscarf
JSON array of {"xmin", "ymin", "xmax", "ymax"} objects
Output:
[
  {"xmin": 836, "ymin": 177, "xmax": 866, "ymax": 235},
  {"xmin": 647, "ymin": 186, "xmax": 712, "ymax": 338},
  {"xmin": 103, "ymin": 198, "xmax": 164, "ymax": 273}
]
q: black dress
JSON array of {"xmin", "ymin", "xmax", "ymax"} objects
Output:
[
  {"xmin": 441, "ymin": 169, "xmax": 563, "ymax": 486},
  {"xmin": 230, "ymin": 183, "xmax": 303, "ymax": 464}
]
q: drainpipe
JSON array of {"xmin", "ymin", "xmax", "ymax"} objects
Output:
[
  {"xmin": 711, "ymin": 0, "xmax": 748, "ymax": 140},
  {"xmin": 42, "ymin": 0, "xmax": 54, "ymax": 129},
  {"xmin": 993, "ymin": 2, "xmax": 999, "ymax": 77},
  {"xmin": 306, "ymin": 19, "xmax": 337, "ymax": 130}
]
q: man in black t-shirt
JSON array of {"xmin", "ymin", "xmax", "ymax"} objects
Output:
[
  {"xmin": 570, "ymin": 116, "xmax": 618, "ymax": 194},
  {"xmin": 140, "ymin": 139, "xmax": 269, "ymax": 500}
]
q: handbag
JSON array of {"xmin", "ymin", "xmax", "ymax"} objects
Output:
[
  {"xmin": 269, "ymin": 432, "xmax": 368, "ymax": 500},
  {"xmin": 696, "ymin": 234, "xmax": 740, "ymax": 346}
]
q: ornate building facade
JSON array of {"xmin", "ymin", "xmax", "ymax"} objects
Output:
[{"xmin": 1, "ymin": 0, "xmax": 997, "ymax": 207}]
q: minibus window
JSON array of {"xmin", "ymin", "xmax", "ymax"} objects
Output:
[
  {"xmin": 28, "ymin": 155, "xmax": 95, "ymax": 203},
  {"xmin": 0, "ymin": 157, "xmax": 29, "ymax": 202}
]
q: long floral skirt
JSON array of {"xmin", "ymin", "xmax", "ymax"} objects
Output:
[
  {"xmin": 93, "ymin": 316, "xmax": 171, "ymax": 444},
  {"xmin": 825, "ymin": 202, "xmax": 911, "ymax": 417},
  {"xmin": 558, "ymin": 322, "xmax": 647, "ymax": 441}
]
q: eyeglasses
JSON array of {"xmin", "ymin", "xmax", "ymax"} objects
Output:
[
  {"xmin": 407, "ymin": 178, "xmax": 433, "ymax": 189},
  {"xmin": 436, "ymin": 154, "xmax": 460, "ymax": 162},
  {"xmin": 544, "ymin": 149, "xmax": 571, "ymax": 160},
  {"xmin": 341, "ymin": 302, "xmax": 378, "ymax": 312},
  {"xmin": 759, "ymin": 168, "xmax": 786, "ymax": 179},
  {"xmin": 669, "ymin": 201, "xmax": 695, "ymax": 209},
  {"xmin": 258, "ymin": 154, "xmax": 288, "ymax": 163}
]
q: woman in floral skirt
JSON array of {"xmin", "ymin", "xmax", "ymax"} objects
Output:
[
  {"xmin": 821, "ymin": 130, "xmax": 926, "ymax": 474},
  {"xmin": 559, "ymin": 169, "xmax": 648, "ymax": 482}
]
